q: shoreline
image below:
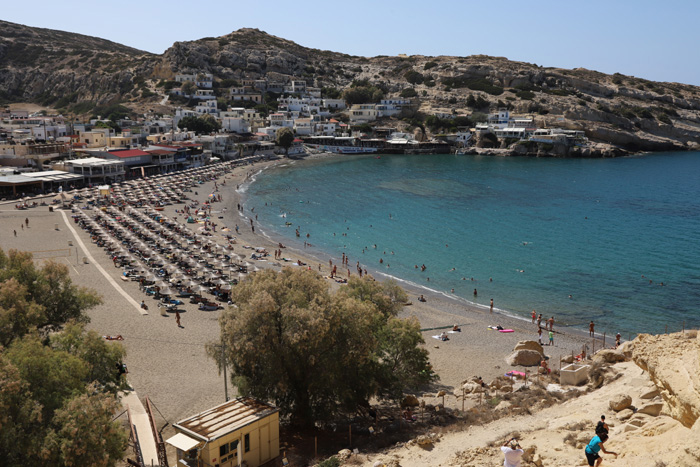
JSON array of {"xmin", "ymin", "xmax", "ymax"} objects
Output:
[
  {"xmin": 214, "ymin": 157, "xmax": 612, "ymax": 390},
  {"xmin": 0, "ymin": 157, "xmax": 618, "ymax": 424},
  {"xmin": 234, "ymin": 156, "xmax": 610, "ymax": 343}
]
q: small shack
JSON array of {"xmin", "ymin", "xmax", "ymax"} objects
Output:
[{"xmin": 166, "ymin": 397, "xmax": 280, "ymax": 467}]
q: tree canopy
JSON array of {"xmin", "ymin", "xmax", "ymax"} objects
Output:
[
  {"xmin": 0, "ymin": 248, "xmax": 126, "ymax": 466},
  {"xmin": 1, "ymin": 328, "xmax": 128, "ymax": 466},
  {"xmin": 210, "ymin": 269, "xmax": 434, "ymax": 427},
  {"xmin": 0, "ymin": 248, "xmax": 102, "ymax": 346},
  {"xmin": 275, "ymin": 127, "xmax": 295, "ymax": 155},
  {"xmin": 342, "ymin": 80, "xmax": 385, "ymax": 106},
  {"xmin": 177, "ymin": 115, "xmax": 221, "ymax": 134}
]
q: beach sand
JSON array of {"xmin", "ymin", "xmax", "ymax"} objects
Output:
[{"xmin": 0, "ymin": 156, "xmax": 607, "ymax": 441}]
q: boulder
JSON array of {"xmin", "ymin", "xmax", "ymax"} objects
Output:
[
  {"xmin": 506, "ymin": 349, "xmax": 543, "ymax": 366},
  {"xmin": 609, "ymin": 394, "xmax": 633, "ymax": 412},
  {"xmin": 617, "ymin": 408, "xmax": 634, "ymax": 420},
  {"xmin": 640, "ymin": 386, "xmax": 660, "ymax": 399},
  {"xmin": 593, "ymin": 349, "xmax": 627, "ymax": 363},
  {"xmin": 637, "ymin": 401, "xmax": 664, "ymax": 417},
  {"xmin": 514, "ymin": 340, "xmax": 544, "ymax": 355},
  {"xmin": 402, "ymin": 394, "xmax": 420, "ymax": 407},
  {"xmin": 560, "ymin": 354, "xmax": 574, "ymax": 364}
]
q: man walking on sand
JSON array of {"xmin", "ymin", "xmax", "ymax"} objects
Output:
[
  {"xmin": 501, "ymin": 437, "xmax": 524, "ymax": 467},
  {"xmin": 589, "ymin": 321, "xmax": 595, "ymax": 337},
  {"xmin": 175, "ymin": 311, "xmax": 182, "ymax": 328}
]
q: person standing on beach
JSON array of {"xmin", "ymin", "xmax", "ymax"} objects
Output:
[
  {"xmin": 490, "ymin": 299, "xmax": 494, "ymax": 313},
  {"xmin": 175, "ymin": 311, "xmax": 182, "ymax": 328},
  {"xmin": 537, "ymin": 314, "xmax": 542, "ymax": 328},
  {"xmin": 532, "ymin": 310, "xmax": 536, "ymax": 324},
  {"xmin": 589, "ymin": 321, "xmax": 595, "ymax": 337},
  {"xmin": 548, "ymin": 330, "xmax": 554, "ymax": 346},
  {"xmin": 538, "ymin": 326, "xmax": 543, "ymax": 345},
  {"xmin": 25, "ymin": 217, "xmax": 29, "ymax": 227},
  {"xmin": 548, "ymin": 316, "xmax": 554, "ymax": 331}
]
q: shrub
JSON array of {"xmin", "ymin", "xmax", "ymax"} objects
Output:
[
  {"xmin": 404, "ymin": 70, "xmax": 424, "ymax": 85},
  {"xmin": 423, "ymin": 61, "xmax": 438, "ymax": 70},
  {"xmin": 317, "ymin": 457, "xmax": 341, "ymax": 467},
  {"xmin": 400, "ymin": 88, "xmax": 418, "ymax": 98},
  {"xmin": 441, "ymin": 77, "xmax": 503, "ymax": 95},
  {"xmin": 657, "ymin": 113, "xmax": 672, "ymax": 125},
  {"xmin": 516, "ymin": 90, "xmax": 535, "ymax": 100}
]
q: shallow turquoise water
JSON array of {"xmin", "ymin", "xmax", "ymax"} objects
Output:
[{"xmin": 243, "ymin": 152, "xmax": 700, "ymax": 336}]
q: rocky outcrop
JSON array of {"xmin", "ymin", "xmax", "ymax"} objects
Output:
[
  {"xmin": 609, "ymin": 394, "xmax": 633, "ymax": 411},
  {"xmin": 506, "ymin": 349, "xmax": 542, "ymax": 366},
  {"xmin": 513, "ymin": 340, "xmax": 544, "ymax": 355},
  {"xmin": 632, "ymin": 332, "xmax": 700, "ymax": 428}
]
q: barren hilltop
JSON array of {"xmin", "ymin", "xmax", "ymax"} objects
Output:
[{"xmin": 1, "ymin": 21, "xmax": 700, "ymax": 153}]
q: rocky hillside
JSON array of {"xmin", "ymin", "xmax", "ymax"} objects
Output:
[{"xmin": 2, "ymin": 21, "xmax": 700, "ymax": 152}]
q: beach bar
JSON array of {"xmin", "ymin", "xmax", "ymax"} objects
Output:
[{"xmin": 166, "ymin": 397, "xmax": 280, "ymax": 467}]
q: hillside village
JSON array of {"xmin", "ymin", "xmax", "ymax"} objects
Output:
[{"xmin": 0, "ymin": 70, "xmax": 605, "ymax": 198}]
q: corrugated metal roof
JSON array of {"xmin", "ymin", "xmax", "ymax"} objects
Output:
[{"xmin": 174, "ymin": 397, "xmax": 279, "ymax": 442}]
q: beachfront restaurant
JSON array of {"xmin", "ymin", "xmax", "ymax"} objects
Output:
[{"xmin": 166, "ymin": 397, "xmax": 280, "ymax": 467}]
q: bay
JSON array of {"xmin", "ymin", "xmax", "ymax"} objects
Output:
[{"xmin": 243, "ymin": 152, "xmax": 700, "ymax": 336}]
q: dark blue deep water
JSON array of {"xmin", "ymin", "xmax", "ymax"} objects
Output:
[{"xmin": 243, "ymin": 152, "xmax": 700, "ymax": 336}]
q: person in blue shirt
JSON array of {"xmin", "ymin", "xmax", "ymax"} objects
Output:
[{"xmin": 585, "ymin": 432, "xmax": 617, "ymax": 466}]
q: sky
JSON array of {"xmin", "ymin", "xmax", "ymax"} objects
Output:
[{"xmin": 4, "ymin": 0, "xmax": 700, "ymax": 85}]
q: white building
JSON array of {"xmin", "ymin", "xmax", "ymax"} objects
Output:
[
  {"xmin": 322, "ymin": 99, "xmax": 346, "ymax": 111},
  {"xmin": 349, "ymin": 104, "xmax": 378, "ymax": 123},
  {"xmin": 195, "ymin": 99, "xmax": 219, "ymax": 116},
  {"xmin": 222, "ymin": 117, "xmax": 250, "ymax": 133}
]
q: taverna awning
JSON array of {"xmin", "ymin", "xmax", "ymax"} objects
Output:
[{"xmin": 165, "ymin": 432, "xmax": 201, "ymax": 452}]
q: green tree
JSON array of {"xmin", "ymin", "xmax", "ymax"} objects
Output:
[
  {"xmin": 275, "ymin": 127, "xmax": 295, "ymax": 156},
  {"xmin": 43, "ymin": 390, "xmax": 127, "ymax": 467},
  {"xmin": 181, "ymin": 80, "xmax": 197, "ymax": 96},
  {"xmin": 177, "ymin": 115, "xmax": 221, "ymax": 134},
  {"xmin": 50, "ymin": 322, "xmax": 126, "ymax": 393},
  {"xmin": 0, "ymin": 249, "xmax": 102, "ymax": 343},
  {"xmin": 210, "ymin": 269, "xmax": 433, "ymax": 427},
  {"xmin": 5, "ymin": 334, "xmax": 88, "ymax": 418}
]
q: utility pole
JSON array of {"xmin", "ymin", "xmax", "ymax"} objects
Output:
[{"xmin": 221, "ymin": 342, "xmax": 229, "ymax": 401}]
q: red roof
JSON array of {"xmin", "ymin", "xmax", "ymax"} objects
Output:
[
  {"xmin": 329, "ymin": 119, "xmax": 339, "ymax": 123},
  {"xmin": 146, "ymin": 149, "xmax": 174, "ymax": 156},
  {"xmin": 107, "ymin": 149, "xmax": 150, "ymax": 158}
]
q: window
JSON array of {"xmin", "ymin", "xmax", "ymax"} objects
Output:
[
  {"xmin": 244, "ymin": 434, "xmax": 250, "ymax": 452},
  {"xmin": 219, "ymin": 443, "xmax": 230, "ymax": 457}
]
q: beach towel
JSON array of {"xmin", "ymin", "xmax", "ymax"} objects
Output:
[
  {"xmin": 499, "ymin": 329, "xmax": 514, "ymax": 333},
  {"xmin": 505, "ymin": 370, "xmax": 526, "ymax": 379},
  {"xmin": 432, "ymin": 335, "xmax": 449, "ymax": 341},
  {"xmin": 447, "ymin": 330, "xmax": 460, "ymax": 334}
]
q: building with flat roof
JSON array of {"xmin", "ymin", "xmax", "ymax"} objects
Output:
[{"xmin": 167, "ymin": 397, "xmax": 280, "ymax": 467}]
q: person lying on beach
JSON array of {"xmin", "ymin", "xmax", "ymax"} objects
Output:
[
  {"xmin": 103, "ymin": 335, "xmax": 124, "ymax": 341},
  {"xmin": 439, "ymin": 332, "xmax": 449, "ymax": 341},
  {"xmin": 452, "ymin": 324, "xmax": 461, "ymax": 332}
]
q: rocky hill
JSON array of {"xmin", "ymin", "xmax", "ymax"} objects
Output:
[{"xmin": 2, "ymin": 21, "xmax": 700, "ymax": 152}]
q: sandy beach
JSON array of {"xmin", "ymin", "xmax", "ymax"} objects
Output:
[{"xmin": 0, "ymin": 155, "xmax": 608, "ymax": 447}]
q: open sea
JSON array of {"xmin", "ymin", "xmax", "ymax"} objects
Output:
[{"xmin": 242, "ymin": 152, "xmax": 700, "ymax": 337}]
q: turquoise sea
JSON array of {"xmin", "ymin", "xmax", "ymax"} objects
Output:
[{"xmin": 242, "ymin": 152, "xmax": 700, "ymax": 337}]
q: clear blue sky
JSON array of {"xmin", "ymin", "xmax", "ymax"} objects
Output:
[{"xmin": 4, "ymin": 0, "xmax": 700, "ymax": 85}]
